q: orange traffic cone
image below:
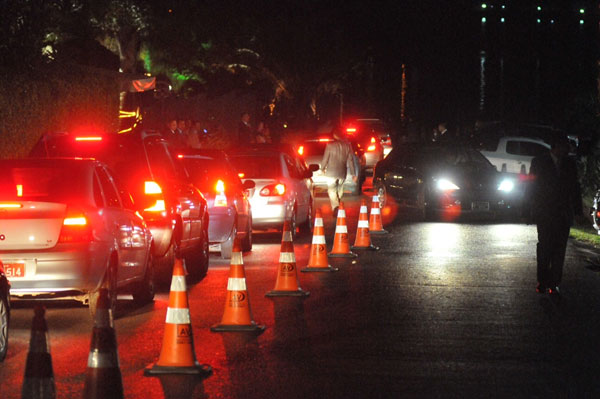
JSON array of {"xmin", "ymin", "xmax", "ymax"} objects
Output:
[
  {"xmin": 351, "ymin": 199, "xmax": 380, "ymax": 251},
  {"xmin": 266, "ymin": 220, "xmax": 310, "ymax": 296},
  {"xmin": 328, "ymin": 202, "xmax": 357, "ymax": 258},
  {"xmin": 369, "ymin": 194, "xmax": 388, "ymax": 234},
  {"xmin": 145, "ymin": 258, "xmax": 212, "ymax": 376},
  {"xmin": 22, "ymin": 306, "xmax": 56, "ymax": 399},
  {"xmin": 83, "ymin": 289, "xmax": 124, "ymax": 399},
  {"xmin": 302, "ymin": 210, "xmax": 338, "ymax": 272},
  {"xmin": 211, "ymin": 239, "xmax": 265, "ymax": 332}
]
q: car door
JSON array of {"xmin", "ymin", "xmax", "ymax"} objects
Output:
[{"xmin": 95, "ymin": 166, "xmax": 139, "ymax": 282}]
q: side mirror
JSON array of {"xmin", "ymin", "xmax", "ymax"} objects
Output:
[
  {"xmin": 242, "ymin": 180, "xmax": 255, "ymax": 189},
  {"xmin": 308, "ymin": 164, "xmax": 320, "ymax": 172},
  {"xmin": 303, "ymin": 171, "xmax": 313, "ymax": 179}
]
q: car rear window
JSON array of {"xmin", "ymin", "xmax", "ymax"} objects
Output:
[
  {"xmin": 302, "ymin": 142, "xmax": 329, "ymax": 157},
  {"xmin": 229, "ymin": 155, "xmax": 282, "ymax": 179},
  {"xmin": 182, "ymin": 157, "xmax": 240, "ymax": 193},
  {"xmin": 0, "ymin": 163, "xmax": 89, "ymax": 202}
]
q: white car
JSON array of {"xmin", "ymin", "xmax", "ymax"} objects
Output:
[
  {"xmin": 228, "ymin": 145, "xmax": 315, "ymax": 237},
  {"xmin": 0, "ymin": 158, "xmax": 155, "ymax": 317},
  {"xmin": 479, "ymin": 136, "xmax": 551, "ymax": 175}
]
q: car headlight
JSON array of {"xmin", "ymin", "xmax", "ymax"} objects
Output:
[
  {"xmin": 436, "ymin": 179, "xmax": 460, "ymax": 191},
  {"xmin": 498, "ymin": 179, "xmax": 514, "ymax": 192}
]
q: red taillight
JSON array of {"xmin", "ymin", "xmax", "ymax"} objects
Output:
[
  {"xmin": 177, "ymin": 154, "xmax": 184, "ymax": 159},
  {"xmin": 75, "ymin": 136, "xmax": 102, "ymax": 142},
  {"xmin": 0, "ymin": 203, "xmax": 22, "ymax": 209},
  {"xmin": 346, "ymin": 127, "xmax": 357, "ymax": 134},
  {"xmin": 58, "ymin": 212, "xmax": 91, "ymax": 243},
  {"xmin": 318, "ymin": 138, "xmax": 333, "ymax": 142},
  {"xmin": 238, "ymin": 172, "xmax": 245, "ymax": 178},
  {"xmin": 260, "ymin": 183, "xmax": 286, "ymax": 196},
  {"xmin": 143, "ymin": 181, "xmax": 166, "ymax": 214},
  {"xmin": 297, "ymin": 145, "xmax": 304, "ymax": 156},
  {"xmin": 215, "ymin": 179, "xmax": 228, "ymax": 207},
  {"xmin": 16, "ymin": 184, "xmax": 23, "ymax": 197},
  {"xmin": 367, "ymin": 137, "xmax": 377, "ymax": 151}
]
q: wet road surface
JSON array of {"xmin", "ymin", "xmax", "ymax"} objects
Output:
[{"xmin": 2, "ymin": 192, "xmax": 600, "ymax": 398}]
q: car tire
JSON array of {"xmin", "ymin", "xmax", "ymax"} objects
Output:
[
  {"xmin": 242, "ymin": 216, "xmax": 253, "ymax": 252},
  {"xmin": 299, "ymin": 199, "xmax": 313, "ymax": 236},
  {"xmin": 0, "ymin": 291, "xmax": 8, "ymax": 362},
  {"xmin": 221, "ymin": 225, "xmax": 236, "ymax": 259},
  {"xmin": 89, "ymin": 258, "xmax": 118, "ymax": 319},
  {"xmin": 132, "ymin": 249, "xmax": 155, "ymax": 306},
  {"xmin": 185, "ymin": 226, "xmax": 210, "ymax": 281}
]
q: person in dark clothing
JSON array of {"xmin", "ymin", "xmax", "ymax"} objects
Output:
[
  {"xmin": 238, "ymin": 112, "xmax": 253, "ymax": 144},
  {"xmin": 523, "ymin": 135, "xmax": 583, "ymax": 295}
]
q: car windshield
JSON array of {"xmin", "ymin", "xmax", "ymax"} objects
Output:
[
  {"xmin": 0, "ymin": 162, "xmax": 89, "ymax": 202},
  {"xmin": 182, "ymin": 157, "xmax": 239, "ymax": 193},
  {"xmin": 229, "ymin": 155, "xmax": 282, "ymax": 179}
]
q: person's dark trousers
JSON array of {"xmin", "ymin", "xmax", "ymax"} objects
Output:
[{"xmin": 536, "ymin": 214, "xmax": 571, "ymax": 287}]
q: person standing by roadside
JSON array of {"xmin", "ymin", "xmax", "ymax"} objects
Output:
[
  {"xmin": 163, "ymin": 118, "xmax": 187, "ymax": 149},
  {"xmin": 238, "ymin": 112, "xmax": 253, "ymax": 145},
  {"xmin": 321, "ymin": 128, "xmax": 357, "ymax": 215},
  {"xmin": 523, "ymin": 135, "xmax": 583, "ymax": 295}
]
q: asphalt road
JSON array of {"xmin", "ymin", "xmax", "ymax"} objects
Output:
[{"xmin": 2, "ymin": 192, "xmax": 600, "ymax": 398}]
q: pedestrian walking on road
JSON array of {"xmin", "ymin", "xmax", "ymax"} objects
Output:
[
  {"xmin": 321, "ymin": 128, "xmax": 357, "ymax": 215},
  {"xmin": 523, "ymin": 135, "xmax": 583, "ymax": 295}
]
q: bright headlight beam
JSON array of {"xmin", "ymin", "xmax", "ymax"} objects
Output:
[
  {"xmin": 437, "ymin": 179, "xmax": 459, "ymax": 191},
  {"xmin": 498, "ymin": 179, "xmax": 514, "ymax": 192}
]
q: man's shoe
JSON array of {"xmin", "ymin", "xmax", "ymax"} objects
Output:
[
  {"xmin": 536, "ymin": 283, "xmax": 546, "ymax": 294},
  {"xmin": 548, "ymin": 286, "xmax": 560, "ymax": 296}
]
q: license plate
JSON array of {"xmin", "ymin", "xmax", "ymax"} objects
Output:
[
  {"xmin": 4, "ymin": 262, "xmax": 25, "ymax": 278},
  {"xmin": 472, "ymin": 201, "xmax": 490, "ymax": 211}
]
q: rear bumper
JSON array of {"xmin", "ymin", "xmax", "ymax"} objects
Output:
[
  {"xmin": 0, "ymin": 242, "xmax": 110, "ymax": 298},
  {"xmin": 250, "ymin": 201, "xmax": 292, "ymax": 228}
]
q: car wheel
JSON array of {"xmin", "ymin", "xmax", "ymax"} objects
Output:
[
  {"xmin": 0, "ymin": 292, "xmax": 8, "ymax": 362},
  {"xmin": 221, "ymin": 225, "xmax": 237, "ymax": 259},
  {"xmin": 185, "ymin": 226, "xmax": 209, "ymax": 281},
  {"xmin": 242, "ymin": 216, "xmax": 253, "ymax": 252},
  {"xmin": 89, "ymin": 258, "xmax": 117, "ymax": 319},
  {"xmin": 299, "ymin": 199, "xmax": 313, "ymax": 235},
  {"xmin": 132, "ymin": 249, "xmax": 155, "ymax": 306}
]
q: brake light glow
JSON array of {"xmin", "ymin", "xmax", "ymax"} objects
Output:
[
  {"xmin": 367, "ymin": 137, "xmax": 377, "ymax": 151},
  {"xmin": 144, "ymin": 200, "xmax": 166, "ymax": 212},
  {"xmin": 297, "ymin": 145, "xmax": 304, "ymax": 156},
  {"xmin": 370, "ymin": 137, "xmax": 376, "ymax": 143},
  {"xmin": 214, "ymin": 179, "xmax": 228, "ymax": 207},
  {"xmin": 145, "ymin": 181, "xmax": 163, "ymax": 194},
  {"xmin": 346, "ymin": 128, "xmax": 357, "ymax": 134},
  {"xmin": 259, "ymin": 183, "xmax": 286, "ymax": 196},
  {"xmin": 177, "ymin": 154, "xmax": 184, "ymax": 159},
  {"xmin": 0, "ymin": 203, "xmax": 23, "ymax": 209},
  {"xmin": 63, "ymin": 216, "xmax": 87, "ymax": 226},
  {"xmin": 75, "ymin": 136, "xmax": 102, "ymax": 142},
  {"xmin": 16, "ymin": 184, "xmax": 23, "ymax": 197},
  {"xmin": 238, "ymin": 173, "xmax": 245, "ymax": 178},
  {"xmin": 318, "ymin": 138, "xmax": 333, "ymax": 142}
]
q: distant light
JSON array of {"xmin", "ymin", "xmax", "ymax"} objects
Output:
[
  {"xmin": 481, "ymin": 17, "xmax": 487, "ymax": 23},
  {"xmin": 481, "ymin": 3, "xmax": 487, "ymax": 9},
  {"xmin": 500, "ymin": 17, "xmax": 505, "ymax": 23},
  {"xmin": 580, "ymin": 9, "xmax": 585, "ymax": 15},
  {"xmin": 580, "ymin": 19, "xmax": 585, "ymax": 25},
  {"xmin": 537, "ymin": 18, "xmax": 541, "ymax": 24},
  {"xmin": 501, "ymin": 5, "xmax": 505, "ymax": 9},
  {"xmin": 551, "ymin": 20, "xmax": 555, "ymax": 24},
  {"xmin": 283, "ymin": 123, "xmax": 288, "ymax": 128},
  {"xmin": 537, "ymin": 6, "xmax": 541, "ymax": 11}
]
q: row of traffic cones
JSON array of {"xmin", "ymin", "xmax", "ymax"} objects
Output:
[{"xmin": 19, "ymin": 194, "xmax": 387, "ymax": 395}]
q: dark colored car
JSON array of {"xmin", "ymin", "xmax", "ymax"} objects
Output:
[
  {"xmin": 29, "ymin": 129, "xmax": 209, "ymax": 279},
  {"xmin": 176, "ymin": 149, "xmax": 255, "ymax": 258},
  {"xmin": 373, "ymin": 144, "xmax": 519, "ymax": 221},
  {"xmin": 0, "ymin": 261, "xmax": 9, "ymax": 361},
  {"xmin": 344, "ymin": 118, "xmax": 390, "ymax": 172}
]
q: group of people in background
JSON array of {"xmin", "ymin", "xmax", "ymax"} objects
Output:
[
  {"xmin": 237, "ymin": 112, "xmax": 273, "ymax": 145},
  {"xmin": 163, "ymin": 118, "xmax": 207, "ymax": 149}
]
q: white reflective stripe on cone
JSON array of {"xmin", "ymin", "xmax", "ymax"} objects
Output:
[
  {"xmin": 360, "ymin": 206, "xmax": 367, "ymax": 213},
  {"xmin": 370, "ymin": 208, "xmax": 381, "ymax": 215},
  {"xmin": 312, "ymin": 235, "xmax": 326, "ymax": 244},
  {"xmin": 165, "ymin": 307, "xmax": 191, "ymax": 324},
  {"xmin": 279, "ymin": 252, "xmax": 296, "ymax": 263},
  {"xmin": 170, "ymin": 275, "xmax": 187, "ymax": 292},
  {"xmin": 337, "ymin": 210, "xmax": 346, "ymax": 218},
  {"xmin": 335, "ymin": 225, "xmax": 348, "ymax": 234},
  {"xmin": 227, "ymin": 277, "xmax": 247, "ymax": 291},
  {"xmin": 314, "ymin": 218, "xmax": 324, "ymax": 227},
  {"xmin": 230, "ymin": 252, "xmax": 244, "ymax": 265},
  {"xmin": 282, "ymin": 231, "xmax": 293, "ymax": 242},
  {"xmin": 87, "ymin": 350, "xmax": 120, "ymax": 368},
  {"xmin": 372, "ymin": 196, "xmax": 380, "ymax": 202},
  {"xmin": 358, "ymin": 220, "xmax": 369, "ymax": 228}
]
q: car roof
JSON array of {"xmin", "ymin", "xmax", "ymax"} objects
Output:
[
  {"xmin": 227, "ymin": 144, "xmax": 295, "ymax": 157},
  {"xmin": 0, "ymin": 157, "xmax": 98, "ymax": 168}
]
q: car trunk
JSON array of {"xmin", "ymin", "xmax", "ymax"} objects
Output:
[{"xmin": 0, "ymin": 202, "xmax": 66, "ymax": 250}]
